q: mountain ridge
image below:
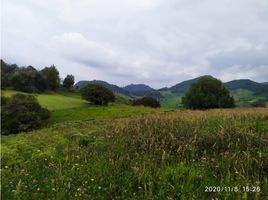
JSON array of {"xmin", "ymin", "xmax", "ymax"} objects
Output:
[{"xmin": 75, "ymin": 76, "xmax": 268, "ymax": 100}]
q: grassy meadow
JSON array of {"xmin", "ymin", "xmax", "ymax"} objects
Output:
[
  {"xmin": 1, "ymin": 90, "xmax": 268, "ymax": 200},
  {"xmin": 2, "ymin": 90, "xmax": 88, "ymax": 111}
]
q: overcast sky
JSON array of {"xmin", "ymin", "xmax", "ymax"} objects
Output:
[{"xmin": 2, "ymin": 0, "xmax": 268, "ymax": 88}]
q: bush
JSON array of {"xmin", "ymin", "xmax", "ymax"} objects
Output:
[
  {"xmin": 81, "ymin": 84, "xmax": 115, "ymax": 105},
  {"xmin": 182, "ymin": 77, "xmax": 235, "ymax": 109},
  {"xmin": 1, "ymin": 94, "xmax": 50, "ymax": 135},
  {"xmin": 132, "ymin": 97, "xmax": 160, "ymax": 108},
  {"xmin": 250, "ymin": 100, "xmax": 266, "ymax": 107}
]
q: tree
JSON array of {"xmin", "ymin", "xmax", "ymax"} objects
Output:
[
  {"xmin": 40, "ymin": 65, "xmax": 60, "ymax": 91},
  {"xmin": 63, "ymin": 75, "xmax": 75, "ymax": 89},
  {"xmin": 81, "ymin": 84, "xmax": 115, "ymax": 105},
  {"xmin": 181, "ymin": 77, "xmax": 235, "ymax": 109},
  {"xmin": 132, "ymin": 97, "xmax": 161, "ymax": 108},
  {"xmin": 9, "ymin": 66, "xmax": 40, "ymax": 93},
  {"xmin": 1, "ymin": 94, "xmax": 50, "ymax": 135},
  {"xmin": 1, "ymin": 59, "xmax": 18, "ymax": 88}
]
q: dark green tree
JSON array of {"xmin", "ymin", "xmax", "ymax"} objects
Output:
[
  {"xmin": 181, "ymin": 77, "xmax": 235, "ymax": 109},
  {"xmin": 40, "ymin": 65, "xmax": 60, "ymax": 91},
  {"xmin": 81, "ymin": 84, "xmax": 115, "ymax": 105},
  {"xmin": 1, "ymin": 59, "xmax": 18, "ymax": 88},
  {"xmin": 63, "ymin": 74, "xmax": 75, "ymax": 89},
  {"xmin": 9, "ymin": 66, "xmax": 40, "ymax": 93},
  {"xmin": 132, "ymin": 97, "xmax": 161, "ymax": 108},
  {"xmin": 1, "ymin": 94, "xmax": 50, "ymax": 135}
]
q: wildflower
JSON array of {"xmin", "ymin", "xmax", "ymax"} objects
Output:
[
  {"xmin": 98, "ymin": 186, "xmax": 102, "ymax": 190},
  {"xmin": 4, "ymin": 165, "xmax": 9, "ymax": 169},
  {"xmin": 77, "ymin": 188, "xmax": 81, "ymax": 191},
  {"xmin": 91, "ymin": 178, "xmax": 94, "ymax": 181},
  {"xmin": 37, "ymin": 188, "xmax": 40, "ymax": 191}
]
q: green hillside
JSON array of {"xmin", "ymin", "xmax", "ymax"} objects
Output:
[
  {"xmin": 2, "ymin": 90, "xmax": 160, "ymax": 124},
  {"xmin": 2, "ymin": 90, "xmax": 88, "ymax": 111},
  {"xmin": 160, "ymin": 91, "xmax": 183, "ymax": 108}
]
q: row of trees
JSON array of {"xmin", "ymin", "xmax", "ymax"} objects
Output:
[{"xmin": 1, "ymin": 60, "xmax": 75, "ymax": 93}]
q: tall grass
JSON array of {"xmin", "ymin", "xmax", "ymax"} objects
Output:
[{"xmin": 1, "ymin": 108, "xmax": 268, "ymax": 199}]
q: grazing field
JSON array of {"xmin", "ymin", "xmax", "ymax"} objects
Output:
[
  {"xmin": 49, "ymin": 104, "xmax": 161, "ymax": 124},
  {"xmin": 2, "ymin": 90, "xmax": 88, "ymax": 111},
  {"xmin": 1, "ymin": 108, "xmax": 268, "ymax": 199},
  {"xmin": 160, "ymin": 91, "xmax": 183, "ymax": 108}
]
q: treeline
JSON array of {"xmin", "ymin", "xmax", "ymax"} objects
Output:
[{"xmin": 1, "ymin": 59, "xmax": 74, "ymax": 93}]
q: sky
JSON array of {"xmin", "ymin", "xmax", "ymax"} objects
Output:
[{"xmin": 1, "ymin": 0, "xmax": 268, "ymax": 88}]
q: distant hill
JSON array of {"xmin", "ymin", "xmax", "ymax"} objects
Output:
[
  {"xmin": 225, "ymin": 79, "xmax": 268, "ymax": 94},
  {"xmin": 166, "ymin": 75, "xmax": 213, "ymax": 93},
  {"xmin": 123, "ymin": 84, "xmax": 163, "ymax": 100},
  {"xmin": 158, "ymin": 76, "xmax": 268, "ymax": 108},
  {"xmin": 161, "ymin": 76, "xmax": 268, "ymax": 94},
  {"xmin": 123, "ymin": 84, "xmax": 154, "ymax": 95},
  {"xmin": 75, "ymin": 77, "xmax": 268, "ymax": 107},
  {"xmin": 75, "ymin": 81, "xmax": 163, "ymax": 100},
  {"xmin": 75, "ymin": 80, "xmax": 132, "ymax": 97}
]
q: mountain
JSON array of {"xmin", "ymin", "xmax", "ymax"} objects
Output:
[
  {"xmin": 75, "ymin": 81, "xmax": 163, "ymax": 100},
  {"xmin": 75, "ymin": 80, "xmax": 132, "ymax": 97},
  {"xmin": 225, "ymin": 79, "xmax": 268, "ymax": 94},
  {"xmin": 123, "ymin": 84, "xmax": 163, "ymax": 100},
  {"xmin": 75, "ymin": 77, "xmax": 268, "ymax": 107},
  {"xmin": 167, "ymin": 75, "xmax": 213, "ymax": 93},
  {"xmin": 123, "ymin": 84, "xmax": 154, "ymax": 95}
]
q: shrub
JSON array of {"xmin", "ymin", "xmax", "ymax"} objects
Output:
[
  {"xmin": 182, "ymin": 77, "xmax": 235, "ymax": 109},
  {"xmin": 1, "ymin": 94, "xmax": 50, "ymax": 135},
  {"xmin": 81, "ymin": 84, "xmax": 115, "ymax": 105},
  {"xmin": 250, "ymin": 100, "xmax": 266, "ymax": 107},
  {"xmin": 132, "ymin": 97, "xmax": 160, "ymax": 108}
]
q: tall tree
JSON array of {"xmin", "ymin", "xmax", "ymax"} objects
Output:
[
  {"xmin": 40, "ymin": 65, "xmax": 60, "ymax": 91},
  {"xmin": 1, "ymin": 59, "xmax": 18, "ymax": 88},
  {"xmin": 63, "ymin": 74, "xmax": 75, "ymax": 89},
  {"xmin": 182, "ymin": 77, "xmax": 235, "ymax": 109}
]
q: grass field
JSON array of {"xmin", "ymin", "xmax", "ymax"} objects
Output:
[
  {"xmin": 2, "ymin": 90, "xmax": 88, "ymax": 111},
  {"xmin": 2, "ymin": 90, "xmax": 161, "ymax": 124},
  {"xmin": 160, "ymin": 91, "xmax": 183, "ymax": 108},
  {"xmin": 2, "ymin": 107, "xmax": 268, "ymax": 199},
  {"xmin": 49, "ymin": 104, "xmax": 162, "ymax": 124}
]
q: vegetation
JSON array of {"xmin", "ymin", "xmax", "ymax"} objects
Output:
[
  {"xmin": 251, "ymin": 100, "xmax": 267, "ymax": 108},
  {"xmin": 1, "ymin": 94, "xmax": 50, "ymax": 135},
  {"xmin": 1, "ymin": 60, "xmax": 60, "ymax": 93},
  {"xmin": 49, "ymin": 104, "xmax": 159, "ymax": 124},
  {"xmin": 2, "ymin": 90, "xmax": 88, "ymax": 111},
  {"xmin": 1, "ymin": 108, "xmax": 268, "ymax": 199},
  {"xmin": 81, "ymin": 84, "xmax": 115, "ymax": 105},
  {"xmin": 132, "ymin": 97, "xmax": 161, "ymax": 108},
  {"xmin": 182, "ymin": 77, "xmax": 235, "ymax": 109},
  {"xmin": 63, "ymin": 75, "xmax": 75, "ymax": 89}
]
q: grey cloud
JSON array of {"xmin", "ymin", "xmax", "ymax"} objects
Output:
[{"xmin": 2, "ymin": 0, "xmax": 268, "ymax": 88}]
